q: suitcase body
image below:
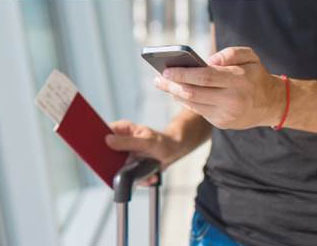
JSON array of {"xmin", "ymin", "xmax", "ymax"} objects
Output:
[{"xmin": 113, "ymin": 159, "xmax": 161, "ymax": 246}]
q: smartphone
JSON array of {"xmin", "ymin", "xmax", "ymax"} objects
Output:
[{"xmin": 141, "ymin": 45, "xmax": 207, "ymax": 74}]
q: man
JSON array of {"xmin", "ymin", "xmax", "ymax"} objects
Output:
[{"xmin": 106, "ymin": 1, "xmax": 317, "ymax": 245}]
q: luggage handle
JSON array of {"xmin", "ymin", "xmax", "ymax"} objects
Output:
[
  {"xmin": 113, "ymin": 158, "xmax": 161, "ymax": 246},
  {"xmin": 113, "ymin": 158, "xmax": 161, "ymax": 203}
]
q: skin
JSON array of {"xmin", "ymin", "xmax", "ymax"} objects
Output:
[
  {"xmin": 155, "ymin": 47, "xmax": 284, "ymax": 130},
  {"xmin": 106, "ymin": 24, "xmax": 218, "ymax": 185},
  {"xmin": 106, "ymin": 24, "xmax": 317, "ymax": 184},
  {"xmin": 155, "ymin": 47, "xmax": 317, "ymax": 132},
  {"xmin": 106, "ymin": 111, "xmax": 211, "ymax": 185}
]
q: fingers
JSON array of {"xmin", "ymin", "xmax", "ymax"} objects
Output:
[
  {"xmin": 207, "ymin": 47, "xmax": 260, "ymax": 66},
  {"xmin": 162, "ymin": 66, "xmax": 231, "ymax": 88},
  {"xmin": 154, "ymin": 77, "xmax": 192, "ymax": 99},
  {"xmin": 138, "ymin": 175, "xmax": 158, "ymax": 187},
  {"xmin": 109, "ymin": 120, "xmax": 137, "ymax": 135},
  {"xmin": 155, "ymin": 76, "xmax": 224, "ymax": 105},
  {"xmin": 174, "ymin": 96, "xmax": 216, "ymax": 117},
  {"xmin": 105, "ymin": 134, "xmax": 151, "ymax": 152}
]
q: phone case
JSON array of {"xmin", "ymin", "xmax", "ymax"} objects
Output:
[{"xmin": 142, "ymin": 45, "xmax": 207, "ymax": 73}]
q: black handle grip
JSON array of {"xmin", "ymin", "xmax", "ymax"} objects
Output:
[{"xmin": 113, "ymin": 158, "xmax": 161, "ymax": 203}]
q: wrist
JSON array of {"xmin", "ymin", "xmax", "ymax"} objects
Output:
[
  {"xmin": 263, "ymin": 75, "xmax": 288, "ymax": 128},
  {"xmin": 282, "ymin": 78, "xmax": 317, "ymax": 130},
  {"xmin": 159, "ymin": 130, "xmax": 184, "ymax": 165}
]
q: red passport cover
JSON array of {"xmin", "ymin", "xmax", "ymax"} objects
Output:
[{"xmin": 55, "ymin": 93, "xmax": 128, "ymax": 188}]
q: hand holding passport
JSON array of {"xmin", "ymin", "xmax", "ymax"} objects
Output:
[{"xmin": 35, "ymin": 70, "xmax": 128, "ymax": 188}]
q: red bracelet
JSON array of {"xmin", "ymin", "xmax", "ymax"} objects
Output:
[{"xmin": 273, "ymin": 74, "xmax": 291, "ymax": 131}]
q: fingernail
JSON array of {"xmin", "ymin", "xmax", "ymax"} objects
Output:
[
  {"xmin": 181, "ymin": 91, "xmax": 192, "ymax": 99},
  {"xmin": 154, "ymin": 77, "xmax": 161, "ymax": 87},
  {"xmin": 169, "ymin": 84, "xmax": 181, "ymax": 95},
  {"xmin": 163, "ymin": 69, "xmax": 170, "ymax": 78},
  {"xmin": 181, "ymin": 86, "xmax": 193, "ymax": 95},
  {"xmin": 208, "ymin": 54, "xmax": 221, "ymax": 65},
  {"xmin": 151, "ymin": 176, "xmax": 158, "ymax": 183},
  {"xmin": 170, "ymin": 84, "xmax": 191, "ymax": 98},
  {"xmin": 105, "ymin": 134, "xmax": 115, "ymax": 144}
]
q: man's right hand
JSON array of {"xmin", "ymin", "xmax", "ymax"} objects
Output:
[{"xmin": 105, "ymin": 120, "xmax": 181, "ymax": 185}]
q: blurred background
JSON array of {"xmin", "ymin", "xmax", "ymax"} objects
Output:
[{"xmin": 0, "ymin": 0, "xmax": 213, "ymax": 245}]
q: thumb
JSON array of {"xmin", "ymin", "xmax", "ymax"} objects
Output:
[
  {"xmin": 109, "ymin": 120, "xmax": 136, "ymax": 136},
  {"xmin": 208, "ymin": 47, "xmax": 259, "ymax": 66},
  {"xmin": 105, "ymin": 134, "xmax": 149, "ymax": 152}
]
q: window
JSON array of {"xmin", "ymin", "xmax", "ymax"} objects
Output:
[{"xmin": 0, "ymin": 1, "xmax": 210, "ymax": 245}]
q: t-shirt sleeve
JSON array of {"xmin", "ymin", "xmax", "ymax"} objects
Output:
[{"xmin": 208, "ymin": 0, "xmax": 214, "ymax": 22}]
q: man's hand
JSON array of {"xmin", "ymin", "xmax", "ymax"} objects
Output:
[
  {"xmin": 105, "ymin": 120, "xmax": 181, "ymax": 185},
  {"xmin": 155, "ymin": 47, "xmax": 285, "ymax": 130}
]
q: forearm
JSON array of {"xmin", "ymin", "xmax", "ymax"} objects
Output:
[
  {"xmin": 163, "ymin": 108, "xmax": 212, "ymax": 161},
  {"xmin": 283, "ymin": 78, "xmax": 317, "ymax": 133}
]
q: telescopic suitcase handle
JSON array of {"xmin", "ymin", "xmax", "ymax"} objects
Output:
[{"xmin": 113, "ymin": 158, "xmax": 161, "ymax": 246}]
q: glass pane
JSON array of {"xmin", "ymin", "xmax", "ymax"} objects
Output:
[{"xmin": 20, "ymin": 0, "xmax": 82, "ymax": 230}]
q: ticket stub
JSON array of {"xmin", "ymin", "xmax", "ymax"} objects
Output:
[{"xmin": 35, "ymin": 70, "xmax": 78, "ymax": 124}]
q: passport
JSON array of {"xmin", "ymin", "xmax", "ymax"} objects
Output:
[{"xmin": 35, "ymin": 70, "xmax": 128, "ymax": 188}]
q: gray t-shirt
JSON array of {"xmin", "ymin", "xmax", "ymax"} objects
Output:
[{"xmin": 195, "ymin": 1, "xmax": 317, "ymax": 246}]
